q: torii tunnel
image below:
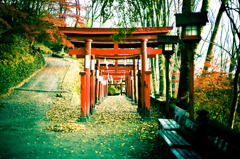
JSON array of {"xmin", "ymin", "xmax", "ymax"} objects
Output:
[{"xmin": 59, "ymin": 27, "xmax": 173, "ymax": 122}]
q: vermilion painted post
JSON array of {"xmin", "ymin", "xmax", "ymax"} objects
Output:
[
  {"xmin": 127, "ymin": 76, "xmax": 129, "ymax": 97},
  {"xmin": 104, "ymin": 77, "xmax": 106, "ymax": 97},
  {"xmin": 103, "ymin": 77, "xmax": 106, "ymax": 97},
  {"xmin": 99, "ymin": 77, "xmax": 102, "ymax": 101},
  {"xmin": 137, "ymin": 58, "xmax": 142, "ymax": 113},
  {"xmin": 131, "ymin": 71, "xmax": 134, "ymax": 101},
  {"xmin": 134, "ymin": 59, "xmax": 138, "ymax": 103},
  {"xmin": 145, "ymin": 71, "xmax": 151, "ymax": 117},
  {"xmin": 141, "ymin": 39, "xmax": 148, "ymax": 117},
  {"xmin": 120, "ymin": 83, "xmax": 123, "ymax": 95},
  {"xmin": 125, "ymin": 76, "xmax": 128, "ymax": 96},
  {"xmin": 106, "ymin": 80, "xmax": 108, "ymax": 97},
  {"xmin": 95, "ymin": 59, "xmax": 100, "ymax": 104},
  {"xmin": 128, "ymin": 75, "xmax": 131, "ymax": 97},
  {"xmin": 80, "ymin": 71, "xmax": 87, "ymax": 122},
  {"xmin": 90, "ymin": 56, "xmax": 96, "ymax": 114},
  {"xmin": 85, "ymin": 39, "xmax": 92, "ymax": 119}
]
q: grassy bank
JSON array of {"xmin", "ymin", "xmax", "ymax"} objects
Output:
[{"xmin": 0, "ymin": 35, "xmax": 46, "ymax": 96}]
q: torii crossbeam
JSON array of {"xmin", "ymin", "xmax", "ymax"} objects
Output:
[{"xmin": 59, "ymin": 26, "xmax": 173, "ymax": 121}]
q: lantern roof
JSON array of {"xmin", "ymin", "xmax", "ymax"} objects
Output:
[
  {"xmin": 158, "ymin": 36, "xmax": 179, "ymax": 44},
  {"xmin": 175, "ymin": 12, "xmax": 208, "ymax": 27}
]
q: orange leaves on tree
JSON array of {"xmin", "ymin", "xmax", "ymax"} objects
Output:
[
  {"xmin": 0, "ymin": 0, "xmax": 85, "ymax": 46},
  {"xmin": 194, "ymin": 62, "xmax": 233, "ymax": 125}
]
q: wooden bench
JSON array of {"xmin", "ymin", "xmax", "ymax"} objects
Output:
[
  {"xmin": 200, "ymin": 122, "xmax": 240, "ymax": 158},
  {"xmin": 158, "ymin": 107, "xmax": 240, "ymax": 159},
  {"xmin": 158, "ymin": 119, "xmax": 180, "ymax": 130},
  {"xmin": 158, "ymin": 106, "xmax": 186, "ymax": 131},
  {"xmin": 158, "ymin": 107, "xmax": 203, "ymax": 158},
  {"xmin": 159, "ymin": 130, "xmax": 190, "ymax": 148},
  {"xmin": 170, "ymin": 148, "xmax": 202, "ymax": 159}
]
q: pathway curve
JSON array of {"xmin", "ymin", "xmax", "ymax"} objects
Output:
[
  {"xmin": 0, "ymin": 56, "xmax": 162, "ymax": 159},
  {"xmin": 15, "ymin": 57, "xmax": 68, "ymax": 92}
]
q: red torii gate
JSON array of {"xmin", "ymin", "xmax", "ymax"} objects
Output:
[{"xmin": 59, "ymin": 27, "xmax": 172, "ymax": 121}]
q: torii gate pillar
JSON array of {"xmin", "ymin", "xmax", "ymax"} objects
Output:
[
  {"xmin": 90, "ymin": 56, "xmax": 96, "ymax": 114},
  {"xmin": 95, "ymin": 59, "xmax": 100, "ymax": 104},
  {"xmin": 137, "ymin": 58, "xmax": 142, "ymax": 113},
  {"xmin": 134, "ymin": 59, "xmax": 138, "ymax": 103},
  {"xmin": 141, "ymin": 39, "xmax": 151, "ymax": 117},
  {"xmin": 85, "ymin": 39, "xmax": 92, "ymax": 119},
  {"xmin": 80, "ymin": 71, "xmax": 87, "ymax": 122},
  {"xmin": 131, "ymin": 70, "xmax": 134, "ymax": 101}
]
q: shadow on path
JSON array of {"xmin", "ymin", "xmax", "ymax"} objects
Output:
[{"xmin": 0, "ymin": 57, "xmax": 162, "ymax": 159}]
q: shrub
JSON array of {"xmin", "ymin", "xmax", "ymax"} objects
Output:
[
  {"xmin": 194, "ymin": 71, "xmax": 233, "ymax": 127},
  {"xmin": 34, "ymin": 44, "xmax": 53, "ymax": 54},
  {"xmin": 108, "ymin": 85, "xmax": 121, "ymax": 95},
  {"xmin": 0, "ymin": 35, "xmax": 45, "ymax": 96}
]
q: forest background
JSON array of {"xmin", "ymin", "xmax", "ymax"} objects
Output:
[{"xmin": 0, "ymin": 0, "xmax": 239, "ymax": 131}]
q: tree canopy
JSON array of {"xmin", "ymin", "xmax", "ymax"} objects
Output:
[{"xmin": 0, "ymin": 0, "xmax": 85, "ymax": 46}]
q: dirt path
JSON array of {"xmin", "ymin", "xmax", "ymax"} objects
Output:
[
  {"xmin": 0, "ymin": 56, "xmax": 162, "ymax": 159},
  {"xmin": 15, "ymin": 57, "xmax": 68, "ymax": 92}
]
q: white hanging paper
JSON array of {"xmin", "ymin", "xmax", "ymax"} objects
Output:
[
  {"xmin": 96, "ymin": 70, "xmax": 99, "ymax": 79},
  {"xmin": 85, "ymin": 55, "xmax": 90, "ymax": 69},
  {"xmin": 91, "ymin": 59, "xmax": 95, "ymax": 70},
  {"xmin": 138, "ymin": 60, "xmax": 141, "ymax": 70}
]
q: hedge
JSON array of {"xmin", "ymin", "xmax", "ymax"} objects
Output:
[{"xmin": 0, "ymin": 36, "xmax": 46, "ymax": 96}]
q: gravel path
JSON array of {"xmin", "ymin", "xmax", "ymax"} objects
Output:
[{"xmin": 0, "ymin": 56, "xmax": 162, "ymax": 159}]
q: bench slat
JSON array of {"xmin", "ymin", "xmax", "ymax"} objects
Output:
[
  {"xmin": 171, "ymin": 148, "xmax": 202, "ymax": 159},
  {"xmin": 159, "ymin": 130, "xmax": 190, "ymax": 148},
  {"xmin": 158, "ymin": 119, "xmax": 180, "ymax": 130}
]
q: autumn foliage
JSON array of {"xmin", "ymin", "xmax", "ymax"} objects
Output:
[
  {"xmin": 0, "ymin": 0, "xmax": 85, "ymax": 47},
  {"xmin": 194, "ymin": 63, "xmax": 239, "ymax": 129}
]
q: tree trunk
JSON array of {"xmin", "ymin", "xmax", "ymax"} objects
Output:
[
  {"xmin": 228, "ymin": 53, "xmax": 240, "ymax": 128},
  {"xmin": 177, "ymin": 0, "xmax": 192, "ymax": 109},
  {"xmin": 229, "ymin": 28, "xmax": 237, "ymax": 79},
  {"xmin": 201, "ymin": 0, "xmax": 211, "ymax": 12},
  {"xmin": 223, "ymin": 0, "xmax": 240, "ymax": 129},
  {"xmin": 159, "ymin": 54, "xmax": 165, "ymax": 96},
  {"xmin": 162, "ymin": 0, "xmax": 166, "ymax": 27},
  {"xmin": 203, "ymin": 3, "xmax": 224, "ymax": 72},
  {"xmin": 172, "ymin": 65, "xmax": 177, "ymax": 98},
  {"xmin": 151, "ymin": 58, "xmax": 157, "ymax": 96},
  {"xmin": 229, "ymin": 54, "xmax": 237, "ymax": 79},
  {"xmin": 177, "ymin": 43, "xmax": 190, "ymax": 109},
  {"xmin": 177, "ymin": 0, "xmax": 210, "ymax": 110}
]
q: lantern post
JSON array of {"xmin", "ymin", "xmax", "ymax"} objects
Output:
[
  {"xmin": 158, "ymin": 36, "xmax": 179, "ymax": 116},
  {"xmin": 175, "ymin": 12, "xmax": 208, "ymax": 118}
]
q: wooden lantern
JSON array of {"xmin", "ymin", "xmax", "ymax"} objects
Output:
[
  {"xmin": 158, "ymin": 35, "xmax": 179, "ymax": 56},
  {"xmin": 175, "ymin": 12, "xmax": 208, "ymax": 41}
]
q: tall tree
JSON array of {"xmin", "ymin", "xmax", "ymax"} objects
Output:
[
  {"xmin": 0, "ymin": 0, "xmax": 84, "ymax": 46},
  {"xmin": 177, "ymin": 0, "xmax": 210, "ymax": 109},
  {"xmin": 203, "ymin": 2, "xmax": 225, "ymax": 72},
  {"xmin": 151, "ymin": 58, "xmax": 157, "ymax": 96},
  {"xmin": 176, "ymin": 0, "xmax": 192, "ymax": 109},
  {"xmin": 222, "ymin": 0, "xmax": 240, "ymax": 129}
]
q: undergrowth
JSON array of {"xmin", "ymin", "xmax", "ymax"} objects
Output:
[{"xmin": 0, "ymin": 35, "xmax": 46, "ymax": 96}]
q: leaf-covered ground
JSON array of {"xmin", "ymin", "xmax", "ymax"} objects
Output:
[
  {"xmin": 0, "ymin": 56, "xmax": 165, "ymax": 159},
  {"xmin": 45, "ymin": 94, "xmax": 163, "ymax": 158}
]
